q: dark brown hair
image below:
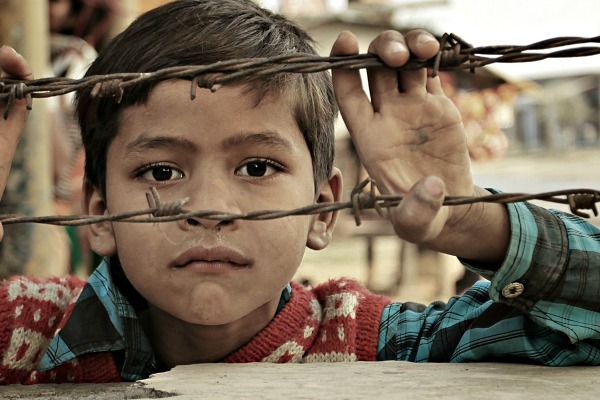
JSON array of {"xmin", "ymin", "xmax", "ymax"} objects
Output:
[{"xmin": 75, "ymin": 0, "xmax": 337, "ymax": 197}]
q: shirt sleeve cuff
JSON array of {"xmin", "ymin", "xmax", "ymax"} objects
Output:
[{"xmin": 462, "ymin": 191, "xmax": 569, "ymax": 312}]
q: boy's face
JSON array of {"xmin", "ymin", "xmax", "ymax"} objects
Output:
[{"xmin": 85, "ymin": 81, "xmax": 340, "ymax": 327}]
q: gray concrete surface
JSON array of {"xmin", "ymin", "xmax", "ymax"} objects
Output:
[
  {"xmin": 4, "ymin": 362, "xmax": 598, "ymax": 400},
  {"xmin": 0, "ymin": 381, "xmax": 166, "ymax": 399},
  {"xmin": 140, "ymin": 362, "xmax": 600, "ymax": 399}
]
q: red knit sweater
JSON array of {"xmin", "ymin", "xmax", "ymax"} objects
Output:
[{"xmin": 0, "ymin": 276, "xmax": 390, "ymax": 384}]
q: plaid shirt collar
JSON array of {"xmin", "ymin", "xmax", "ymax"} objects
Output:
[
  {"xmin": 39, "ymin": 257, "xmax": 292, "ymax": 381},
  {"xmin": 38, "ymin": 258, "xmax": 156, "ymax": 381}
]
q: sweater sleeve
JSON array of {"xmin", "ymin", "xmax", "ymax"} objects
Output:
[
  {"xmin": 377, "ymin": 200, "xmax": 600, "ymax": 365},
  {"xmin": 0, "ymin": 275, "xmax": 114, "ymax": 384}
]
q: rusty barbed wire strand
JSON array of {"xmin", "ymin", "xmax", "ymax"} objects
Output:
[
  {"xmin": 1, "ymin": 35, "xmax": 600, "ymax": 226},
  {"xmin": 2, "ymin": 34, "xmax": 600, "ymax": 119},
  {"xmin": 0, "ymin": 181, "xmax": 598, "ymax": 227}
]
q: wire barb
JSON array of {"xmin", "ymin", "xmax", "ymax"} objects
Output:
[
  {"xmin": 567, "ymin": 193, "xmax": 600, "ymax": 218},
  {"xmin": 431, "ymin": 33, "xmax": 473, "ymax": 77},
  {"xmin": 90, "ymin": 79, "xmax": 124, "ymax": 103},
  {"xmin": 1, "ymin": 82, "xmax": 33, "ymax": 120},
  {"xmin": 145, "ymin": 187, "xmax": 190, "ymax": 218},
  {"xmin": 350, "ymin": 178, "xmax": 370, "ymax": 226},
  {"xmin": 350, "ymin": 178, "xmax": 389, "ymax": 226}
]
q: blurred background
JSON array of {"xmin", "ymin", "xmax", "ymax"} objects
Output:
[{"xmin": 1, "ymin": 0, "xmax": 599, "ymax": 304}]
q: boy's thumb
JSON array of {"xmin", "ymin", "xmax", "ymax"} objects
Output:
[{"xmin": 391, "ymin": 176, "xmax": 446, "ymax": 244}]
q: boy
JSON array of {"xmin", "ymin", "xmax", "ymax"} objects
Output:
[{"xmin": 1, "ymin": 0, "xmax": 599, "ymax": 385}]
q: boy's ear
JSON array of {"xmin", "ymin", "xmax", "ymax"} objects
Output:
[
  {"xmin": 82, "ymin": 179, "xmax": 117, "ymax": 256},
  {"xmin": 307, "ymin": 167, "xmax": 343, "ymax": 250}
]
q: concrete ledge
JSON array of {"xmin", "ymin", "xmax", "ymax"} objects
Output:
[
  {"xmin": 0, "ymin": 382, "xmax": 163, "ymax": 399},
  {"xmin": 3, "ymin": 362, "xmax": 600, "ymax": 399}
]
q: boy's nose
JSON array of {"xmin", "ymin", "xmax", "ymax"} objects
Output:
[
  {"xmin": 176, "ymin": 179, "xmax": 241, "ymax": 232},
  {"xmin": 181, "ymin": 216, "xmax": 234, "ymax": 231}
]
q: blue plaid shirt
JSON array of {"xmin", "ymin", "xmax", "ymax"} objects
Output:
[
  {"xmin": 39, "ymin": 199, "xmax": 600, "ymax": 380},
  {"xmin": 378, "ymin": 200, "xmax": 600, "ymax": 364}
]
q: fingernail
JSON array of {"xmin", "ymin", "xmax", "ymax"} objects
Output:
[
  {"xmin": 389, "ymin": 41, "xmax": 406, "ymax": 54},
  {"xmin": 422, "ymin": 176, "xmax": 444, "ymax": 199},
  {"xmin": 0, "ymin": 45, "xmax": 19, "ymax": 56},
  {"xmin": 418, "ymin": 34, "xmax": 438, "ymax": 46}
]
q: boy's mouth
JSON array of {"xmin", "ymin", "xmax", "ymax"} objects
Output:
[{"xmin": 170, "ymin": 246, "xmax": 252, "ymax": 270}]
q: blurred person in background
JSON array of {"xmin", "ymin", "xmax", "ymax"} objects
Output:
[{"xmin": 48, "ymin": 0, "xmax": 117, "ymax": 275}]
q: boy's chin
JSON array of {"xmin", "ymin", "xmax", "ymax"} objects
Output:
[
  {"xmin": 145, "ymin": 282, "xmax": 283, "ymax": 328},
  {"xmin": 163, "ymin": 295, "xmax": 273, "ymax": 327},
  {"xmin": 179, "ymin": 308, "xmax": 246, "ymax": 326}
]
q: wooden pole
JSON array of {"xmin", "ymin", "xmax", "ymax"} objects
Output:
[{"xmin": 0, "ymin": 1, "xmax": 62, "ymax": 277}]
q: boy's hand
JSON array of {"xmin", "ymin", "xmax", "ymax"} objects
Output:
[
  {"xmin": 331, "ymin": 30, "xmax": 507, "ymax": 261},
  {"xmin": 0, "ymin": 45, "xmax": 32, "ymax": 241}
]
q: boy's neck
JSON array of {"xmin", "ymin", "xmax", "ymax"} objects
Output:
[{"xmin": 142, "ymin": 300, "xmax": 279, "ymax": 367}]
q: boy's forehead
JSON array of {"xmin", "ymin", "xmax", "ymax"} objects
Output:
[
  {"xmin": 113, "ymin": 80, "xmax": 306, "ymax": 148},
  {"xmin": 140, "ymin": 79, "xmax": 297, "ymax": 112}
]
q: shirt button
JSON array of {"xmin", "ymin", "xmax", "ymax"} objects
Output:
[{"xmin": 502, "ymin": 282, "xmax": 525, "ymax": 298}]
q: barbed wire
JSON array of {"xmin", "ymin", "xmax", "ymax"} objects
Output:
[
  {"xmin": 1, "ymin": 34, "xmax": 600, "ymax": 226},
  {"xmin": 0, "ymin": 181, "xmax": 598, "ymax": 227},
  {"xmin": 2, "ymin": 33, "xmax": 600, "ymax": 119}
]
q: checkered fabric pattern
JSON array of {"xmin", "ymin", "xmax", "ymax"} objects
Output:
[
  {"xmin": 0, "ymin": 275, "xmax": 120, "ymax": 384},
  {"xmin": 377, "ymin": 201, "xmax": 600, "ymax": 364}
]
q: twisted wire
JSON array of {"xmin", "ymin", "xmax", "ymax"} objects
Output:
[
  {"xmin": 2, "ymin": 34, "xmax": 600, "ymax": 226},
  {"xmin": 2, "ymin": 34, "xmax": 600, "ymax": 119},
  {"xmin": 0, "ymin": 180, "xmax": 598, "ymax": 227}
]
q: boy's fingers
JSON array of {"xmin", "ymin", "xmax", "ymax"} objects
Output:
[
  {"xmin": 367, "ymin": 30, "xmax": 410, "ymax": 67},
  {"xmin": 0, "ymin": 45, "xmax": 33, "ymax": 203},
  {"xmin": 397, "ymin": 68, "xmax": 427, "ymax": 95},
  {"xmin": 366, "ymin": 31, "xmax": 407, "ymax": 109},
  {"xmin": 0, "ymin": 45, "xmax": 33, "ymax": 79},
  {"xmin": 364, "ymin": 29, "xmax": 439, "ymax": 104},
  {"xmin": 404, "ymin": 29, "xmax": 440, "ymax": 61},
  {"xmin": 330, "ymin": 31, "xmax": 373, "ymax": 134},
  {"xmin": 425, "ymin": 74, "xmax": 445, "ymax": 95},
  {"xmin": 390, "ymin": 176, "xmax": 446, "ymax": 244},
  {"xmin": 392, "ymin": 30, "xmax": 439, "ymax": 96},
  {"xmin": 367, "ymin": 29, "xmax": 438, "ymax": 65}
]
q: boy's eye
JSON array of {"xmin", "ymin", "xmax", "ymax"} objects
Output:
[
  {"xmin": 236, "ymin": 159, "xmax": 283, "ymax": 178},
  {"xmin": 140, "ymin": 165, "xmax": 184, "ymax": 181}
]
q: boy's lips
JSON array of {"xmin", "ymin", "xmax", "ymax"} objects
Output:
[{"xmin": 170, "ymin": 246, "xmax": 252, "ymax": 270}]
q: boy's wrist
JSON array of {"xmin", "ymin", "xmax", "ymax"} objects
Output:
[{"xmin": 433, "ymin": 187, "xmax": 510, "ymax": 265}]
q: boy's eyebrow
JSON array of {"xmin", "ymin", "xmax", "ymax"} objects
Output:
[
  {"xmin": 124, "ymin": 135, "xmax": 197, "ymax": 157},
  {"xmin": 124, "ymin": 131, "xmax": 295, "ymax": 157},
  {"xmin": 221, "ymin": 131, "xmax": 295, "ymax": 152}
]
